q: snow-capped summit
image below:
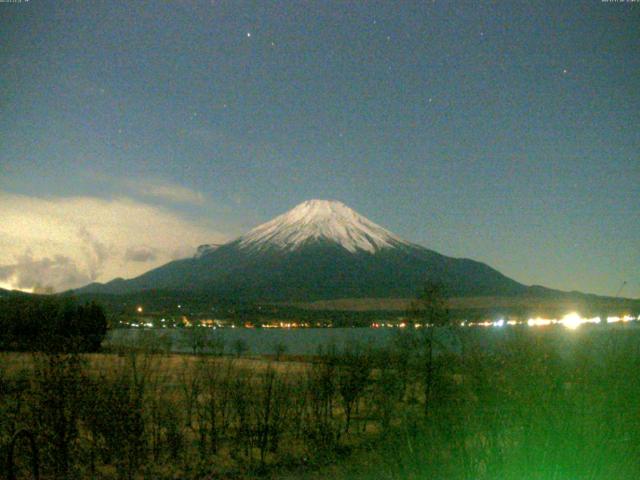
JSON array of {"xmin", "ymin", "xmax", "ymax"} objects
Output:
[{"xmin": 238, "ymin": 199, "xmax": 409, "ymax": 253}]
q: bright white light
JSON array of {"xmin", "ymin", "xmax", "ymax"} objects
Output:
[
  {"xmin": 528, "ymin": 317, "xmax": 552, "ymax": 327},
  {"xmin": 562, "ymin": 312, "xmax": 582, "ymax": 330},
  {"xmin": 493, "ymin": 319, "xmax": 505, "ymax": 328},
  {"xmin": 559, "ymin": 313, "xmax": 600, "ymax": 329},
  {"xmin": 605, "ymin": 315, "xmax": 637, "ymax": 324}
]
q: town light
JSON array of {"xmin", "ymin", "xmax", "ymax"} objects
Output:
[{"xmin": 561, "ymin": 312, "xmax": 582, "ymax": 330}]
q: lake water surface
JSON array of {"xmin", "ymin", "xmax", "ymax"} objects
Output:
[{"xmin": 106, "ymin": 324, "xmax": 640, "ymax": 357}]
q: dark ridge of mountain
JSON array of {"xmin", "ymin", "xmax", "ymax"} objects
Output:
[
  {"xmin": 79, "ymin": 238, "xmax": 527, "ymax": 301},
  {"xmin": 74, "ymin": 200, "xmax": 630, "ymax": 307},
  {"xmin": 0, "ymin": 288, "xmax": 32, "ymax": 298}
]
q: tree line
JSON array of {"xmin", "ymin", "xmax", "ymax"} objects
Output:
[{"xmin": 0, "ymin": 295, "xmax": 107, "ymax": 352}]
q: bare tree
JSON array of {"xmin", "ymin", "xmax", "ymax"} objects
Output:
[
  {"xmin": 336, "ymin": 343, "xmax": 371, "ymax": 435},
  {"xmin": 305, "ymin": 346, "xmax": 339, "ymax": 452},
  {"xmin": 230, "ymin": 366, "xmax": 254, "ymax": 460},
  {"xmin": 200, "ymin": 358, "xmax": 234, "ymax": 454},
  {"xmin": 178, "ymin": 358, "xmax": 201, "ymax": 430},
  {"xmin": 31, "ymin": 352, "xmax": 85, "ymax": 479},
  {"xmin": 181, "ymin": 327, "xmax": 209, "ymax": 355},
  {"xmin": 232, "ymin": 338, "xmax": 249, "ymax": 358},
  {"xmin": 273, "ymin": 341, "xmax": 287, "ymax": 361},
  {"xmin": 409, "ymin": 282, "xmax": 451, "ymax": 417}
]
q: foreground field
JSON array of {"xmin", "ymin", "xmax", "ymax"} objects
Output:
[{"xmin": 2, "ymin": 326, "xmax": 640, "ymax": 479}]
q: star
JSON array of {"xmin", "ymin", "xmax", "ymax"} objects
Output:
[{"xmin": 246, "ymin": 32, "xmax": 252, "ymax": 38}]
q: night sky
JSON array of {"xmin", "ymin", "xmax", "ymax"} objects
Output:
[{"xmin": 1, "ymin": 1, "xmax": 638, "ymax": 297}]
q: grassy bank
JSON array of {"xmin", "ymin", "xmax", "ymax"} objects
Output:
[{"xmin": 2, "ymin": 326, "xmax": 640, "ymax": 479}]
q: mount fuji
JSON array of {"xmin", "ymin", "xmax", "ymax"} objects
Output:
[{"xmin": 77, "ymin": 200, "xmax": 529, "ymax": 301}]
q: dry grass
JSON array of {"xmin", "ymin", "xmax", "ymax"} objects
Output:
[
  {"xmin": 0, "ymin": 351, "xmax": 312, "ymax": 378},
  {"xmin": 5, "ymin": 327, "xmax": 640, "ymax": 480}
]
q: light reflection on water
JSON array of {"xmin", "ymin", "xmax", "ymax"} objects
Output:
[{"xmin": 106, "ymin": 322, "xmax": 640, "ymax": 356}]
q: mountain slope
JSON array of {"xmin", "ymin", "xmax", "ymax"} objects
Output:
[{"xmin": 77, "ymin": 199, "xmax": 528, "ymax": 300}]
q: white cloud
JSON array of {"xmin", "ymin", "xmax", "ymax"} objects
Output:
[
  {"xmin": 0, "ymin": 191, "xmax": 231, "ymax": 292},
  {"xmin": 122, "ymin": 178, "xmax": 206, "ymax": 205},
  {"xmin": 124, "ymin": 245, "xmax": 158, "ymax": 262},
  {"xmin": 0, "ymin": 250, "xmax": 92, "ymax": 293}
]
